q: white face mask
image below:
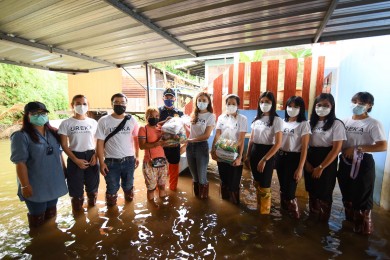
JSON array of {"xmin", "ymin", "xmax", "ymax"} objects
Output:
[
  {"xmin": 197, "ymin": 101, "xmax": 208, "ymax": 111},
  {"xmin": 74, "ymin": 105, "xmax": 88, "ymax": 115},
  {"xmin": 226, "ymin": 105, "xmax": 237, "ymax": 114},
  {"xmin": 287, "ymin": 106, "xmax": 300, "ymax": 118},
  {"xmin": 259, "ymin": 103, "xmax": 272, "ymax": 113},
  {"xmin": 315, "ymin": 107, "xmax": 331, "ymax": 117}
]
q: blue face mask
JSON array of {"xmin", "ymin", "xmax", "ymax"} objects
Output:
[
  {"xmin": 164, "ymin": 99, "xmax": 174, "ymax": 108},
  {"xmin": 351, "ymin": 103, "xmax": 367, "ymax": 115},
  {"xmin": 29, "ymin": 114, "xmax": 48, "ymax": 126}
]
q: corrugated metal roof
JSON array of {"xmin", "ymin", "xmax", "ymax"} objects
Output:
[{"xmin": 1, "ymin": 0, "xmax": 390, "ymax": 73}]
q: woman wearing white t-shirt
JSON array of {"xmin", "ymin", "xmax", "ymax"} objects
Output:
[
  {"xmin": 187, "ymin": 92, "xmax": 216, "ymax": 199},
  {"xmin": 58, "ymin": 95, "xmax": 99, "ymax": 214},
  {"xmin": 276, "ymin": 96, "xmax": 310, "ymax": 219},
  {"xmin": 245, "ymin": 91, "xmax": 283, "ymax": 214},
  {"xmin": 211, "ymin": 94, "xmax": 248, "ymax": 205},
  {"xmin": 304, "ymin": 93, "xmax": 346, "ymax": 222},
  {"xmin": 337, "ymin": 92, "xmax": 387, "ymax": 235}
]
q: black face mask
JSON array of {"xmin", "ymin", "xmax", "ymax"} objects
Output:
[
  {"xmin": 148, "ymin": 118, "xmax": 159, "ymax": 126},
  {"xmin": 113, "ymin": 105, "xmax": 126, "ymax": 115}
]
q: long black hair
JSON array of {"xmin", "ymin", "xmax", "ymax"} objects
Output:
[
  {"xmin": 309, "ymin": 93, "xmax": 336, "ymax": 131},
  {"xmin": 253, "ymin": 91, "xmax": 278, "ymax": 126},
  {"xmin": 21, "ymin": 113, "xmax": 60, "ymax": 143},
  {"xmin": 284, "ymin": 96, "xmax": 306, "ymax": 122}
]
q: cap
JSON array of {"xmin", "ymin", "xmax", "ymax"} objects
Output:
[
  {"xmin": 24, "ymin": 101, "xmax": 50, "ymax": 113},
  {"xmin": 163, "ymin": 88, "xmax": 175, "ymax": 97}
]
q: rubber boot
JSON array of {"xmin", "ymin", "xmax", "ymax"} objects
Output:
[
  {"xmin": 343, "ymin": 201, "xmax": 353, "ymax": 222},
  {"xmin": 353, "ymin": 210, "xmax": 364, "ymax": 233},
  {"xmin": 87, "ymin": 192, "xmax": 98, "ymax": 207},
  {"xmin": 362, "ymin": 210, "xmax": 374, "ymax": 235},
  {"xmin": 158, "ymin": 185, "xmax": 167, "ymax": 198},
  {"xmin": 71, "ymin": 197, "xmax": 84, "ymax": 212},
  {"xmin": 309, "ymin": 196, "xmax": 320, "ymax": 216},
  {"xmin": 221, "ymin": 183, "xmax": 229, "ymax": 200},
  {"xmin": 168, "ymin": 163, "xmax": 179, "ymax": 191},
  {"xmin": 259, "ymin": 187, "xmax": 271, "ymax": 214},
  {"xmin": 318, "ymin": 200, "xmax": 332, "ymax": 222},
  {"xmin": 193, "ymin": 182, "xmax": 200, "ymax": 198},
  {"xmin": 106, "ymin": 193, "xmax": 118, "ymax": 207},
  {"xmin": 27, "ymin": 213, "xmax": 45, "ymax": 228},
  {"xmin": 44, "ymin": 206, "xmax": 57, "ymax": 220},
  {"xmin": 286, "ymin": 198, "xmax": 300, "ymax": 219},
  {"xmin": 124, "ymin": 187, "xmax": 134, "ymax": 202},
  {"xmin": 199, "ymin": 183, "xmax": 209, "ymax": 199},
  {"xmin": 229, "ymin": 190, "xmax": 240, "ymax": 205},
  {"xmin": 253, "ymin": 181, "xmax": 261, "ymax": 206}
]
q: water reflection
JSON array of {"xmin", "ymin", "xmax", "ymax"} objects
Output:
[{"xmin": 1, "ymin": 139, "xmax": 390, "ymax": 259}]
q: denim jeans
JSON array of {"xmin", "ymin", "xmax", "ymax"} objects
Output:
[
  {"xmin": 104, "ymin": 157, "xmax": 135, "ymax": 195},
  {"xmin": 25, "ymin": 198, "xmax": 58, "ymax": 215},
  {"xmin": 186, "ymin": 141, "xmax": 209, "ymax": 185}
]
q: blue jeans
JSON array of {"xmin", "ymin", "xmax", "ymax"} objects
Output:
[
  {"xmin": 186, "ymin": 141, "xmax": 209, "ymax": 185},
  {"xmin": 25, "ymin": 198, "xmax": 58, "ymax": 215},
  {"xmin": 104, "ymin": 157, "xmax": 135, "ymax": 195}
]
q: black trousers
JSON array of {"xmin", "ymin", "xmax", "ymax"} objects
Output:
[
  {"xmin": 66, "ymin": 150, "xmax": 100, "ymax": 198},
  {"xmin": 276, "ymin": 151, "xmax": 300, "ymax": 200},
  {"xmin": 249, "ymin": 144, "xmax": 274, "ymax": 188},
  {"xmin": 337, "ymin": 153, "xmax": 375, "ymax": 210},
  {"xmin": 217, "ymin": 162, "xmax": 243, "ymax": 192},
  {"xmin": 304, "ymin": 147, "xmax": 337, "ymax": 203}
]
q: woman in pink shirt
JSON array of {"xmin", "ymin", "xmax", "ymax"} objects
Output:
[{"xmin": 138, "ymin": 107, "xmax": 168, "ymax": 203}]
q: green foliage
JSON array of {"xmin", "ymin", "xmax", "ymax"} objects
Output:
[
  {"xmin": 152, "ymin": 60, "xmax": 201, "ymax": 82},
  {"xmin": 0, "ymin": 64, "xmax": 68, "ymax": 126},
  {"xmin": 239, "ymin": 50, "xmax": 265, "ymax": 62},
  {"xmin": 284, "ymin": 48, "xmax": 312, "ymax": 58}
]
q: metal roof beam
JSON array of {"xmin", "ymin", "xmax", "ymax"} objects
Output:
[
  {"xmin": 0, "ymin": 59, "xmax": 49, "ymax": 71},
  {"xmin": 0, "ymin": 32, "xmax": 117, "ymax": 67},
  {"xmin": 313, "ymin": 0, "xmax": 340, "ymax": 43},
  {"xmin": 104, "ymin": 0, "xmax": 197, "ymax": 57}
]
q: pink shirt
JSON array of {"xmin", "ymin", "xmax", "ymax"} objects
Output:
[{"xmin": 138, "ymin": 125, "xmax": 165, "ymax": 161}]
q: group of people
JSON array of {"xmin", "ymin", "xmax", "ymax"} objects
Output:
[{"xmin": 10, "ymin": 88, "xmax": 386, "ymax": 236}]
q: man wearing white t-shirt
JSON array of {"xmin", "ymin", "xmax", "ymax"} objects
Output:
[
  {"xmin": 59, "ymin": 95, "xmax": 99, "ymax": 214},
  {"xmin": 96, "ymin": 93, "xmax": 139, "ymax": 206}
]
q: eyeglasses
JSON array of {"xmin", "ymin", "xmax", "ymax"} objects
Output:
[
  {"xmin": 30, "ymin": 111, "xmax": 48, "ymax": 116},
  {"xmin": 112, "ymin": 101, "xmax": 127, "ymax": 105}
]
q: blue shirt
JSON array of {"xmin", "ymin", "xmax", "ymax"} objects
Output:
[
  {"xmin": 158, "ymin": 106, "xmax": 183, "ymax": 121},
  {"xmin": 10, "ymin": 130, "xmax": 68, "ymax": 202}
]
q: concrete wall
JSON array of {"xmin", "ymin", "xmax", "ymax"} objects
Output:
[
  {"xmin": 68, "ymin": 69, "xmax": 122, "ymax": 109},
  {"xmin": 332, "ymin": 36, "xmax": 390, "ymax": 208}
]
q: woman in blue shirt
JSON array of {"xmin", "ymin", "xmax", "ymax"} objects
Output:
[{"xmin": 10, "ymin": 102, "xmax": 68, "ymax": 229}]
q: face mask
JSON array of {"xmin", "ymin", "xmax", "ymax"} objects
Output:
[
  {"xmin": 113, "ymin": 105, "xmax": 126, "ymax": 115},
  {"xmin": 74, "ymin": 105, "xmax": 88, "ymax": 115},
  {"xmin": 287, "ymin": 107, "xmax": 300, "ymax": 118},
  {"xmin": 226, "ymin": 105, "xmax": 237, "ymax": 114},
  {"xmin": 29, "ymin": 114, "xmax": 48, "ymax": 126},
  {"xmin": 315, "ymin": 107, "xmax": 331, "ymax": 117},
  {"xmin": 164, "ymin": 99, "xmax": 174, "ymax": 108},
  {"xmin": 351, "ymin": 103, "xmax": 367, "ymax": 115},
  {"xmin": 148, "ymin": 118, "xmax": 159, "ymax": 126},
  {"xmin": 260, "ymin": 103, "xmax": 272, "ymax": 113},
  {"xmin": 197, "ymin": 101, "xmax": 208, "ymax": 111}
]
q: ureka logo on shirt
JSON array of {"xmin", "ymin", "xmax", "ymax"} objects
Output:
[
  {"xmin": 283, "ymin": 128, "xmax": 294, "ymax": 134},
  {"xmin": 345, "ymin": 126, "xmax": 364, "ymax": 135},
  {"xmin": 254, "ymin": 120, "xmax": 271, "ymax": 128},
  {"xmin": 197, "ymin": 118, "xmax": 206, "ymax": 124},
  {"xmin": 70, "ymin": 125, "xmax": 92, "ymax": 133},
  {"xmin": 109, "ymin": 126, "xmax": 132, "ymax": 133},
  {"xmin": 313, "ymin": 126, "xmax": 325, "ymax": 134}
]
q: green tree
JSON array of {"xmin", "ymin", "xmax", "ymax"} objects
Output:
[{"xmin": 239, "ymin": 50, "xmax": 265, "ymax": 62}]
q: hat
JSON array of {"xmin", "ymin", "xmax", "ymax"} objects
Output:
[
  {"xmin": 163, "ymin": 88, "xmax": 176, "ymax": 97},
  {"xmin": 24, "ymin": 101, "xmax": 50, "ymax": 113}
]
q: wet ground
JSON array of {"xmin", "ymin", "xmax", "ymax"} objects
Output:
[{"xmin": 1, "ymin": 139, "xmax": 390, "ymax": 259}]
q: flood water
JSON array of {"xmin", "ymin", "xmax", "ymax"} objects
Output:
[{"xmin": 1, "ymin": 138, "xmax": 390, "ymax": 259}]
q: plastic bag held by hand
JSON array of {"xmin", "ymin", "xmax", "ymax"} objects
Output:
[
  {"xmin": 215, "ymin": 116, "xmax": 239, "ymax": 163},
  {"xmin": 161, "ymin": 117, "xmax": 188, "ymax": 146}
]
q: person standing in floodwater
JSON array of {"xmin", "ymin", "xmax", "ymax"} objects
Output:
[
  {"xmin": 58, "ymin": 95, "xmax": 99, "ymax": 215},
  {"xmin": 276, "ymin": 96, "xmax": 310, "ymax": 219},
  {"xmin": 337, "ymin": 92, "xmax": 387, "ymax": 235},
  {"xmin": 10, "ymin": 101, "xmax": 68, "ymax": 229},
  {"xmin": 211, "ymin": 94, "xmax": 247, "ymax": 205},
  {"xmin": 186, "ymin": 92, "xmax": 215, "ymax": 199},
  {"xmin": 304, "ymin": 93, "xmax": 346, "ymax": 223},
  {"xmin": 245, "ymin": 91, "xmax": 282, "ymax": 214}
]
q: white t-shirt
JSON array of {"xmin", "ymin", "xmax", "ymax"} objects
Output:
[
  {"xmin": 189, "ymin": 112, "xmax": 216, "ymax": 141},
  {"xmin": 250, "ymin": 116, "xmax": 283, "ymax": 145},
  {"xmin": 280, "ymin": 120, "xmax": 311, "ymax": 152},
  {"xmin": 342, "ymin": 117, "xmax": 386, "ymax": 148},
  {"xmin": 95, "ymin": 115, "xmax": 139, "ymax": 158},
  {"xmin": 309, "ymin": 120, "xmax": 346, "ymax": 147},
  {"xmin": 58, "ymin": 117, "xmax": 98, "ymax": 152},
  {"xmin": 216, "ymin": 113, "xmax": 248, "ymax": 141}
]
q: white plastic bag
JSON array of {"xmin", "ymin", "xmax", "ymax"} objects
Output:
[
  {"xmin": 161, "ymin": 117, "xmax": 188, "ymax": 146},
  {"xmin": 215, "ymin": 116, "xmax": 238, "ymax": 163}
]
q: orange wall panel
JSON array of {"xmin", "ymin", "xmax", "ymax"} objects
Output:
[
  {"xmin": 302, "ymin": 57, "xmax": 312, "ymax": 110},
  {"xmin": 237, "ymin": 63, "xmax": 245, "ymax": 109},
  {"xmin": 213, "ymin": 75, "xmax": 223, "ymax": 118},
  {"xmin": 316, "ymin": 56, "xmax": 325, "ymax": 97},
  {"xmin": 283, "ymin": 59, "xmax": 298, "ymax": 107},
  {"xmin": 267, "ymin": 60, "xmax": 279, "ymax": 98},
  {"xmin": 228, "ymin": 64, "xmax": 234, "ymax": 94},
  {"xmin": 249, "ymin": 62, "xmax": 262, "ymax": 109}
]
